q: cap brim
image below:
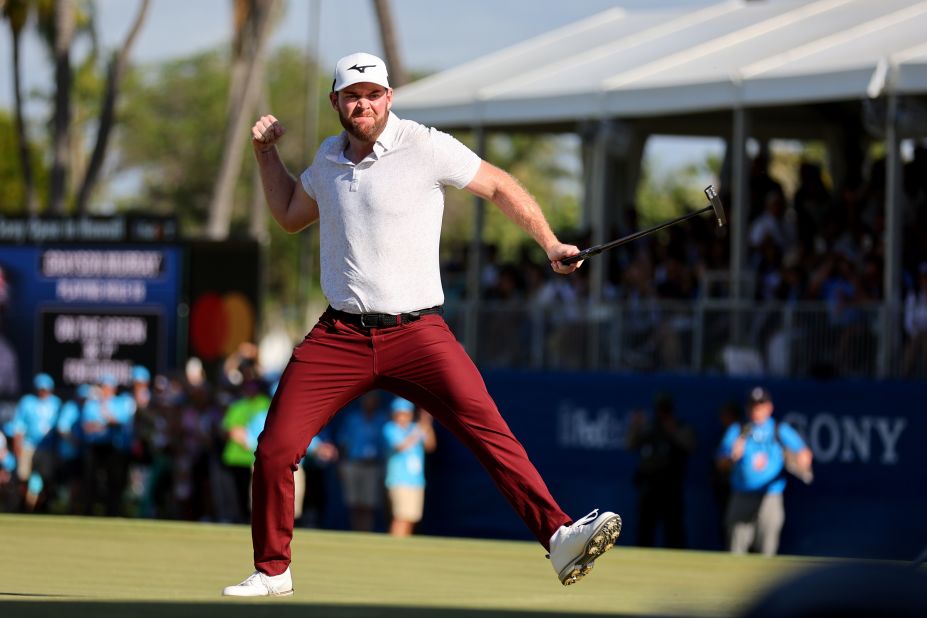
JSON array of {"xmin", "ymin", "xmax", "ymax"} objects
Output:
[{"xmin": 333, "ymin": 77, "xmax": 390, "ymax": 92}]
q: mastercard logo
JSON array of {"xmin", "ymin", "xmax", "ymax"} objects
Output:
[{"xmin": 189, "ymin": 292, "xmax": 255, "ymax": 361}]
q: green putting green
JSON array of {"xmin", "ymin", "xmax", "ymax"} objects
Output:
[{"xmin": 0, "ymin": 514, "xmax": 830, "ymax": 617}]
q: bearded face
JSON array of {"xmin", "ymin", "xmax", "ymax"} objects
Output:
[{"xmin": 333, "ymin": 84, "xmax": 391, "ymax": 142}]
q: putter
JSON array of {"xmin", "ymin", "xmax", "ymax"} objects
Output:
[{"xmin": 561, "ymin": 185, "xmax": 726, "ymax": 265}]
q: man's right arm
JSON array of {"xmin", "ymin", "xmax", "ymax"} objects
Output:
[
  {"xmin": 717, "ymin": 425, "xmax": 744, "ymax": 469},
  {"xmin": 251, "ymin": 115, "xmax": 320, "ymax": 233}
]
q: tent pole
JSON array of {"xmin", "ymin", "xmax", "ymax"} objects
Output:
[
  {"xmin": 586, "ymin": 121, "xmax": 610, "ymax": 367},
  {"xmin": 880, "ymin": 93, "xmax": 903, "ymax": 377},
  {"xmin": 465, "ymin": 126, "xmax": 487, "ymax": 358},
  {"xmin": 730, "ymin": 106, "xmax": 750, "ymax": 346}
]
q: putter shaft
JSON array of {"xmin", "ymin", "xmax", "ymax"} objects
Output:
[
  {"xmin": 561, "ymin": 206, "xmax": 711, "ymax": 265},
  {"xmin": 561, "ymin": 186, "xmax": 725, "ymax": 266}
]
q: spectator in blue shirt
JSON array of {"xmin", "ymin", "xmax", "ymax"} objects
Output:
[
  {"xmin": 1, "ymin": 423, "xmax": 17, "ymax": 506},
  {"xmin": 121, "ymin": 365, "xmax": 151, "ymax": 514},
  {"xmin": 57, "ymin": 383, "xmax": 91, "ymax": 513},
  {"xmin": 336, "ymin": 392, "xmax": 388, "ymax": 532},
  {"xmin": 717, "ymin": 386, "xmax": 813, "ymax": 556},
  {"xmin": 126, "ymin": 366, "xmax": 153, "ymax": 462},
  {"xmin": 0, "ymin": 431, "xmax": 14, "ymax": 477},
  {"xmin": 9, "ymin": 373, "xmax": 62, "ymax": 511},
  {"xmin": 383, "ymin": 397, "xmax": 436, "ymax": 537},
  {"xmin": 81, "ymin": 375, "xmax": 134, "ymax": 516}
]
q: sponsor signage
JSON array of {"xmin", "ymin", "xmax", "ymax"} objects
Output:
[{"xmin": 0, "ymin": 244, "xmax": 181, "ymax": 388}]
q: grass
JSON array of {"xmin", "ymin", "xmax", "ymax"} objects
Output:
[{"xmin": 0, "ymin": 514, "xmax": 835, "ymax": 617}]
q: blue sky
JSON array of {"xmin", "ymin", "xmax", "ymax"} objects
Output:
[
  {"xmin": 1, "ymin": 0, "xmax": 722, "ymax": 175},
  {"xmin": 3, "ymin": 0, "xmax": 719, "ymax": 110}
]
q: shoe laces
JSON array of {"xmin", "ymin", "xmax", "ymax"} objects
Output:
[
  {"xmin": 546, "ymin": 509, "xmax": 600, "ymax": 559},
  {"xmin": 572, "ymin": 509, "xmax": 599, "ymax": 528},
  {"xmin": 241, "ymin": 571, "xmax": 265, "ymax": 587}
]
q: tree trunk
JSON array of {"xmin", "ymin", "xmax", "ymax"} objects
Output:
[
  {"xmin": 226, "ymin": 0, "xmax": 252, "ymax": 120},
  {"xmin": 372, "ymin": 0, "xmax": 407, "ymax": 87},
  {"xmin": 206, "ymin": 0, "xmax": 279, "ymax": 239},
  {"xmin": 75, "ymin": 0, "xmax": 150, "ymax": 214},
  {"xmin": 49, "ymin": 0, "xmax": 75, "ymax": 215},
  {"xmin": 11, "ymin": 25, "xmax": 38, "ymax": 214},
  {"xmin": 249, "ymin": 87, "xmax": 271, "ymax": 244}
]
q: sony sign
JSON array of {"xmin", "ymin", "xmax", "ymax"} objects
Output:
[{"xmin": 782, "ymin": 412, "xmax": 905, "ymax": 465}]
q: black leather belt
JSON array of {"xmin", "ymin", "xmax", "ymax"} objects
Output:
[{"xmin": 327, "ymin": 305, "xmax": 443, "ymax": 328}]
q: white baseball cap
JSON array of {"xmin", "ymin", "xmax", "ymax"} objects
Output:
[{"xmin": 332, "ymin": 52, "xmax": 390, "ymax": 92}]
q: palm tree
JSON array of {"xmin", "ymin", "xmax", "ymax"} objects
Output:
[
  {"xmin": 206, "ymin": 0, "xmax": 281, "ymax": 239},
  {"xmin": 48, "ymin": 0, "xmax": 76, "ymax": 214},
  {"xmin": 74, "ymin": 0, "xmax": 150, "ymax": 214},
  {"xmin": 372, "ymin": 0, "xmax": 407, "ymax": 87},
  {"xmin": 20, "ymin": 0, "xmax": 147, "ymax": 214},
  {"xmin": 3, "ymin": 0, "xmax": 38, "ymax": 214}
]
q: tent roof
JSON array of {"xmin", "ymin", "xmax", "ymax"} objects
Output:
[{"xmin": 393, "ymin": 0, "xmax": 927, "ymax": 129}]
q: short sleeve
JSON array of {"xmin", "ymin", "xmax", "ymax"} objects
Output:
[
  {"xmin": 9, "ymin": 401, "xmax": 26, "ymax": 435},
  {"xmin": 80, "ymin": 401, "xmax": 97, "ymax": 425},
  {"xmin": 717, "ymin": 424, "xmax": 739, "ymax": 458},
  {"xmin": 58, "ymin": 402, "xmax": 78, "ymax": 432},
  {"xmin": 222, "ymin": 404, "xmax": 242, "ymax": 429},
  {"xmin": 246, "ymin": 412, "xmax": 267, "ymax": 451},
  {"xmin": 778, "ymin": 422, "xmax": 806, "ymax": 452},
  {"xmin": 118, "ymin": 395, "xmax": 136, "ymax": 421},
  {"xmin": 383, "ymin": 423, "xmax": 403, "ymax": 449},
  {"xmin": 299, "ymin": 166, "xmax": 316, "ymax": 200},
  {"xmin": 10, "ymin": 396, "xmax": 37, "ymax": 434},
  {"xmin": 430, "ymin": 128, "xmax": 482, "ymax": 189}
]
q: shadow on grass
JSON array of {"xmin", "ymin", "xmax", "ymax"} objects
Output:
[{"xmin": 0, "ymin": 601, "xmax": 670, "ymax": 618}]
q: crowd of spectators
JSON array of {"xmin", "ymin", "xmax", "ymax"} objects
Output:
[
  {"xmin": 440, "ymin": 147, "xmax": 927, "ymax": 377},
  {"xmin": 0, "ymin": 349, "xmax": 435, "ymax": 536}
]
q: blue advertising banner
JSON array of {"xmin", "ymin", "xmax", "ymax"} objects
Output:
[
  {"xmin": 0, "ymin": 244, "xmax": 181, "ymax": 392},
  {"xmin": 414, "ymin": 371, "xmax": 927, "ymax": 560}
]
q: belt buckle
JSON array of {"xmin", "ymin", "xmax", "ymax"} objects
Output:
[{"xmin": 359, "ymin": 313, "xmax": 377, "ymax": 328}]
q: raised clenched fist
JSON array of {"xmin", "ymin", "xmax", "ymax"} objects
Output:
[{"xmin": 252, "ymin": 114, "xmax": 285, "ymax": 152}]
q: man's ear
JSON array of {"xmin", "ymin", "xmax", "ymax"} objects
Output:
[{"xmin": 329, "ymin": 91, "xmax": 339, "ymax": 111}]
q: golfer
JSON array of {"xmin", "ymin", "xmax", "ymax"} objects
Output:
[{"xmin": 223, "ymin": 52, "xmax": 621, "ymax": 597}]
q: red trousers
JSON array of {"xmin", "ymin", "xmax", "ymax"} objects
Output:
[{"xmin": 252, "ymin": 309, "xmax": 571, "ymax": 575}]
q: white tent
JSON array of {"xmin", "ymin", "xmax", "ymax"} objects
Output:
[{"xmin": 394, "ymin": 0, "xmax": 927, "ymax": 128}]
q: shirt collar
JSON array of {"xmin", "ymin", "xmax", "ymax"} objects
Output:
[
  {"xmin": 751, "ymin": 417, "xmax": 775, "ymax": 433},
  {"xmin": 325, "ymin": 111, "xmax": 400, "ymax": 164},
  {"xmin": 373, "ymin": 111, "xmax": 400, "ymax": 155}
]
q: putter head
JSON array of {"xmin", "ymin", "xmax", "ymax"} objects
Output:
[{"xmin": 704, "ymin": 185, "xmax": 726, "ymax": 227}]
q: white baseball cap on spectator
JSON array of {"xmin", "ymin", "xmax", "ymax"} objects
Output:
[{"xmin": 332, "ymin": 52, "xmax": 390, "ymax": 92}]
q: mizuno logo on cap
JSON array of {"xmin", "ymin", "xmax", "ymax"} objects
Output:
[{"xmin": 348, "ymin": 64, "xmax": 376, "ymax": 73}]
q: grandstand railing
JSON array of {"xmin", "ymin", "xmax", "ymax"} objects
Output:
[{"xmin": 443, "ymin": 300, "xmax": 909, "ymax": 379}]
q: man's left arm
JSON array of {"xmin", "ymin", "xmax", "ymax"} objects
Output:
[
  {"xmin": 465, "ymin": 161, "xmax": 581, "ymax": 274},
  {"xmin": 779, "ymin": 423, "xmax": 813, "ymax": 473}
]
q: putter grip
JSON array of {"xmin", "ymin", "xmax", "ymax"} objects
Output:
[{"xmin": 560, "ymin": 249, "xmax": 594, "ymax": 265}]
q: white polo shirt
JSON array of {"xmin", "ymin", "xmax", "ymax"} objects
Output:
[{"xmin": 300, "ymin": 112, "xmax": 481, "ymax": 314}]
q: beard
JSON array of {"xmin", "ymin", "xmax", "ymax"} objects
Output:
[{"xmin": 338, "ymin": 107, "xmax": 389, "ymax": 142}]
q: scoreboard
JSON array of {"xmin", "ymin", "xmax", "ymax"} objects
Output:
[
  {"xmin": 0, "ymin": 244, "xmax": 181, "ymax": 390},
  {"xmin": 0, "ymin": 216, "xmax": 260, "ymax": 393}
]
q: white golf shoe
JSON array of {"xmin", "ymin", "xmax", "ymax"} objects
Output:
[
  {"xmin": 222, "ymin": 567, "xmax": 294, "ymax": 597},
  {"xmin": 548, "ymin": 509, "xmax": 622, "ymax": 585}
]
